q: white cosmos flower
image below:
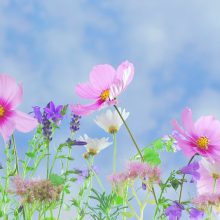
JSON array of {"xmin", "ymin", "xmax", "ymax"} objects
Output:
[
  {"xmin": 94, "ymin": 108, "xmax": 129, "ymax": 134},
  {"xmin": 79, "ymin": 134, "xmax": 112, "ymax": 155}
]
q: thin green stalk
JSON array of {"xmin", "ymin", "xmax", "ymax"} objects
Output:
[
  {"xmin": 178, "ymin": 154, "xmax": 197, "ymax": 203},
  {"xmin": 11, "ymin": 135, "xmax": 19, "ymax": 174},
  {"xmin": 114, "ymin": 105, "xmax": 158, "ymax": 205},
  {"xmin": 57, "ymin": 147, "xmax": 72, "ymax": 220},
  {"xmin": 46, "ymin": 142, "xmax": 50, "ymax": 179},
  {"xmin": 113, "ymin": 133, "xmax": 117, "ymax": 172},
  {"xmin": 114, "ymin": 105, "xmax": 144, "ymax": 161}
]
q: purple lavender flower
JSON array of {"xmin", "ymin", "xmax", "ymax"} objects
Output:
[
  {"xmin": 66, "ymin": 138, "xmax": 87, "ymax": 146},
  {"xmin": 189, "ymin": 208, "xmax": 204, "ymax": 220},
  {"xmin": 70, "ymin": 114, "xmax": 81, "ymax": 133},
  {"xmin": 165, "ymin": 201, "xmax": 184, "ymax": 220},
  {"xmin": 44, "ymin": 101, "xmax": 63, "ymax": 123},
  {"xmin": 33, "ymin": 106, "xmax": 42, "ymax": 123},
  {"xmin": 180, "ymin": 162, "xmax": 200, "ymax": 182},
  {"xmin": 42, "ymin": 111, "xmax": 52, "ymax": 141}
]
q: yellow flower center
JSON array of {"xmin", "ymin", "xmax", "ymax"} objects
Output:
[
  {"xmin": 0, "ymin": 105, "xmax": 5, "ymax": 117},
  {"xmin": 213, "ymin": 173, "xmax": 220, "ymax": 180},
  {"xmin": 108, "ymin": 125, "xmax": 118, "ymax": 134},
  {"xmin": 196, "ymin": 136, "xmax": 209, "ymax": 150},
  {"xmin": 100, "ymin": 89, "xmax": 110, "ymax": 101}
]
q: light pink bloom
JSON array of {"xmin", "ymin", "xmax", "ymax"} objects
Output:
[
  {"xmin": 192, "ymin": 193, "xmax": 220, "ymax": 210},
  {"xmin": 108, "ymin": 172, "xmax": 128, "ymax": 186},
  {"xmin": 0, "ymin": 74, "xmax": 38, "ymax": 141},
  {"xmin": 126, "ymin": 161, "xmax": 161, "ymax": 183},
  {"xmin": 172, "ymin": 108, "xmax": 220, "ymax": 163},
  {"xmin": 71, "ymin": 61, "xmax": 134, "ymax": 115},
  {"xmin": 197, "ymin": 159, "xmax": 220, "ymax": 194}
]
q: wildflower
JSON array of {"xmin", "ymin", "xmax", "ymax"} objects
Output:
[
  {"xmin": 197, "ymin": 159, "xmax": 220, "ymax": 194},
  {"xmin": 0, "ymin": 74, "xmax": 38, "ymax": 141},
  {"xmin": 42, "ymin": 111, "xmax": 52, "ymax": 141},
  {"xmin": 71, "ymin": 61, "xmax": 134, "ymax": 115},
  {"xmin": 74, "ymin": 166, "xmax": 98, "ymax": 182},
  {"xmin": 44, "ymin": 101, "xmax": 63, "ymax": 123},
  {"xmin": 126, "ymin": 161, "xmax": 161, "ymax": 184},
  {"xmin": 94, "ymin": 108, "xmax": 129, "ymax": 134},
  {"xmin": 180, "ymin": 161, "xmax": 200, "ymax": 182},
  {"xmin": 172, "ymin": 108, "xmax": 220, "ymax": 163},
  {"xmin": 108, "ymin": 172, "xmax": 128, "ymax": 186},
  {"xmin": 33, "ymin": 106, "xmax": 42, "ymax": 123},
  {"xmin": 189, "ymin": 208, "xmax": 204, "ymax": 220},
  {"xmin": 162, "ymin": 130, "xmax": 180, "ymax": 152},
  {"xmin": 165, "ymin": 201, "xmax": 184, "ymax": 220},
  {"xmin": 70, "ymin": 114, "xmax": 81, "ymax": 133},
  {"xmin": 192, "ymin": 193, "xmax": 220, "ymax": 211},
  {"xmin": 79, "ymin": 134, "xmax": 112, "ymax": 156},
  {"xmin": 11, "ymin": 176, "xmax": 62, "ymax": 204},
  {"xmin": 65, "ymin": 138, "xmax": 87, "ymax": 146}
]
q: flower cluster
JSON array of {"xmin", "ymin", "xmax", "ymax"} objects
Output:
[
  {"xmin": 11, "ymin": 176, "xmax": 62, "ymax": 204},
  {"xmin": 108, "ymin": 161, "xmax": 161, "ymax": 188}
]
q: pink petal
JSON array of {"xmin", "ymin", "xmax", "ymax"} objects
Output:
[
  {"xmin": 181, "ymin": 108, "xmax": 195, "ymax": 134},
  {"xmin": 116, "ymin": 61, "xmax": 134, "ymax": 88},
  {"xmin": 0, "ymin": 117, "xmax": 15, "ymax": 141},
  {"xmin": 89, "ymin": 64, "xmax": 116, "ymax": 91},
  {"xmin": 70, "ymin": 101, "xmax": 103, "ymax": 116},
  {"xmin": 13, "ymin": 110, "xmax": 38, "ymax": 132},
  {"xmin": 172, "ymin": 119, "xmax": 187, "ymax": 137},
  {"xmin": 75, "ymin": 82, "xmax": 101, "ymax": 99},
  {"xmin": 0, "ymin": 74, "xmax": 23, "ymax": 107}
]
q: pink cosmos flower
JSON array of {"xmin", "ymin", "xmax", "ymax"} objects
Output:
[
  {"xmin": 172, "ymin": 108, "xmax": 220, "ymax": 163},
  {"xmin": 71, "ymin": 61, "xmax": 134, "ymax": 115},
  {"xmin": 0, "ymin": 74, "xmax": 38, "ymax": 141},
  {"xmin": 196, "ymin": 159, "xmax": 220, "ymax": 194}
]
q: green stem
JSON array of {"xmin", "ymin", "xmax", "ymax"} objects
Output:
[
  {"xmin": 113, "ymin": 133, "xmax": 117, "ymax": 172},
  {"xmin": 178, "ymin": 154, "xmax": 197, "ymax": 203},
  {"xmin": 114, "ymin": 105, "xmax": 158, "ymax": 205},
  {"xmin": 46, "ymin": 142, "xmax": 50, "ymax": 179},
  {"xmin": 11, "ymin": 135, "xmax": 19, "ymax": 174},
  {"xmin": 114, "ymin": 105, "xmax": 144, "ymax": 161},
  {"xmin": 57, "ymin": 147, "xmax": 72, "ymax": 220}
]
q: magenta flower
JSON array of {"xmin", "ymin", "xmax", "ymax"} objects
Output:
[
  {"xmin": 0, "ymin": 74, "xmax": 38, "ymax": 141},
  {"xmin": 172, "ymin": 108, "xmax": 220, "ymax": 163},
  {"xmin": 71, "ymin": 61, "xmax": 134, "ymax": 115}
]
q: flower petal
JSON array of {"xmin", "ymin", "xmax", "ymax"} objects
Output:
[
  {"xmin": 89, "ymin": 64, "xmax": 116, "ymax": 90},
  {"xmin": 0, "ymin": 117, "xmax": 15, "ymax": 141},
  {"xmin": 75, "ymin": 82, "xmax": 101, "ymax": 99},
  {"xmin": 13, "ymin": 110, "xmax": 38, "ymax": 132},
  {"xmin": 0, "ymin": 74, "xmax": 23, "ymax": 108},
  {"xmin": 181, "ymin": 108, "xmax": 195, "ymax": 134},
  {"xmin": 70, "ymin": 101, "xmax": 103, "ymax": 116}
]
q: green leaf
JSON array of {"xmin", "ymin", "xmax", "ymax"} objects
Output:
[
  {"xmin": 153, "ymin": 139, "xmax": 164, "ymax": 150},
  {"xmin": 25, "ymin": 152, "xmax": 36, "ymax": 158},
  {"xmin": 143, "ymin": 148, "xmax": 161, "ymax": 165},
  {"xmin": 114, "ymin": 195, "xmax": 123, "ymax": 205},
  {"xmin": 170, "ymin": 179, "xmax": 180, "ymax": 191},
  {"xmin": 121, "ymin": 212, "xmax": 134, "ymax": 218},
  {"xmin": 49, "ymin": 173, "xmax": 65, "ymax": 186}
]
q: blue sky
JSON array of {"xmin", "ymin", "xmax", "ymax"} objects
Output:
[{"xmin": 1, "ymin": 0, "xmax": 220, "ymax": 219}]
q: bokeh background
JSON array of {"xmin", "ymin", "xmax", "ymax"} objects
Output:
[{"xmin": 1, "ymin": 0, "xmax": 220, "ymax": 219}]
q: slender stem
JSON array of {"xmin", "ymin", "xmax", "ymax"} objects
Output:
[
  {"xmin": 154, "ymin": 173, "xmax": 173, "ymax": 218},
  {"xmin": 113, "ymin": 133, "xmax": 117, "ymax": 172},
  {"xmin": 11, "ymin": 135, "xmax": 26, "ymax": 220},
  {"xmin": 114, "ymin": 105, "xmax": 144, "ymax": 161},
  {"xmin": 11, "ymin": 135, "xmax": 19, "ymax": 174},
  {"xmin": 57, "ymin": 148, "xmax": 72, "ymax": 220},
  {"xmin": 178, "ymin": 154, "xmax": 197, "ymax": 203},
  {"xmin": 46, "ymin": 142, "xmax": 50, "ymax": 179},
  {"xmin": 114, "ymin": 105, "xmax": 158, "ymax": 205}
]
